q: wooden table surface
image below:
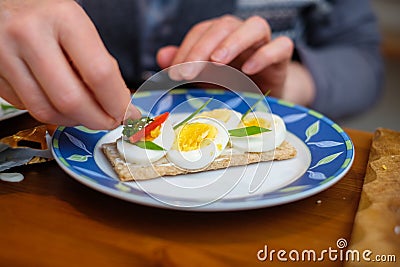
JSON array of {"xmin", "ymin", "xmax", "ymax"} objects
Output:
[{"xmin": 0, "ymin": 113, "xmax": 373, "ymax": 267}]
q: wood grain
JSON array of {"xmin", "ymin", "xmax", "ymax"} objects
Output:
[{"xmin": 0, "ymin": 114, "xmax": 372, "ymax": 267}]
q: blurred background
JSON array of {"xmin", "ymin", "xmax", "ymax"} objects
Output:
[{"xmin": 338, "ymin": 0, "xmax": 400, "ymax": 131}]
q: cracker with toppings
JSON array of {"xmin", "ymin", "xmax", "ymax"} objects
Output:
[{"xmin": 102, "ymin": 106, "xmax": 297, "ymax": 181}]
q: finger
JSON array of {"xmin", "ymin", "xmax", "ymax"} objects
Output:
[
  {"xmin": 125, "ymin": 104, "xmax": 142, "ymax": 121},
  {"xmin": 176, "ymin": 15, "xmax": 243, "ymax": 79},
  {"xmin": 156, "ymin": 45, "xmax": 178, "ymax": 69},
  {"xmin": 0, "ymin": 43, "xmax": 26, "ymax": 109},
  {"xmin": 0, "ymin": 76, "xmax": 25, "ymax": 109},
  {"xmin": 168, "ymin": 20, "xmax": 213, "ymax": 80},
  {"xmin": 2, "ymin": 56, "xmax": 77, "ymax": 126},
  {"xmin": 0, "ymin": 31, "xmax": 80, "ymax": 126},
  {"xmin": 58, "ymin": 4, "xmax": 134, "ymax": 123},
  {"xmin": 242, "ymin": 36, "xmax": 294, "ymax": 75},
  {"xmin": 170, "ymin": 20, "xmax": 214, "ymax": 66},
  {"xmin": 211, "ymin": 16, "xmax": 271, "ymax": 64},
  {"xmin": 18, "ymin": 31, "xmax": 119, "ymax": 129}
]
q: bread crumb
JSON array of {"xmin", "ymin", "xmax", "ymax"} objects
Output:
[
  {"xmin": 316, "ymin": 200, "xmax": 322, "ymax": 204},
  {"xmin": 382, "ymin": 164, "xmax": 387, "ymax": 170},
  {"xmin": 395, "ymin": 226, "xmax": 400, "ymax": 235}
]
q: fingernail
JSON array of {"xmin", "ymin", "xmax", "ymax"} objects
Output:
[
  {"xmin": 126, "ymin": 104, "xmax": 141, "ymax": 120},
  {"xmin": 180, "ymin": 64, "xmax": 196, "ymax": 80},
  {"xmin": 211, "ymin": 48, "xmax": 228, "ymax": 62},
  {"xmin": 168, "ymin": 68, "xmax": 183, "ymax": 81},
  {"xmin": 242, "ymin": 60, "xmax": 258, "ymax": 74}
]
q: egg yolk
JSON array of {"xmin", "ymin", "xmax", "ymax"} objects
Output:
[
  {"xmin": 243, "ymin": 117, "xmax": 270, "ymax": 129},
  {"xmin": 145, "ymin": 126, "xmax": 161, "ymax": 141},
  {"xmin": 177, "ymin": 123, "xmax": 217, "ymax": 151}
]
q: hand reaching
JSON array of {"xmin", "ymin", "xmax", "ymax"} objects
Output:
[
  {"xmin": 0, "ymin": 0, "xmax": 140, "ymax": 129},
  {"xmin": 157, "ymin": 15, "xmax": 315, "ymax": 106}
]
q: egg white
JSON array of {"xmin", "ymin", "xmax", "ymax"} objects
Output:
[
  {"xmin": 197, "ymin": 109, "xmax": 242, "ymax": 130},
  {"xmin": 117, "ymin": 119, "xmax": 174, "ymax": 165},
  {"xmin": 167, "ymin": 117, "xmax": 229, "ymax": 170},
  {"xmin": 230, "ymin": 112, "xmax": 286, "ymax": 152}
]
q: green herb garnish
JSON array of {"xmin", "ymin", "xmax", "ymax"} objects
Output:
[
  {"xmin": 121, "ymin": 115, "xmax": 167, "ymax": 151},
  {"xmin": 241, "ymin": 90, "xmax": 271, "ymax": 121},
  {"xmin": 0, "ymin": 103, "xmax": 17, "ymax": 112},
  {"xmin": 133, "ymin": 141, "xmax": 165, "ymax": 151},
  {"xmin": 228, "ymin": 126, "xmax": 271, "ymax": 137},
  {"xmin": 173, "ymin": 98, "xmax": 213, "ymax": 130},
  {"xmin": 122, "ymin": 117, "xmax": 153, "ymax": 138}
]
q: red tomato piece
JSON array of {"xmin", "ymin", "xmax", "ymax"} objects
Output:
[{"xmin": 129, "ymin": 112, "xmax": 169, "ymax": 143}]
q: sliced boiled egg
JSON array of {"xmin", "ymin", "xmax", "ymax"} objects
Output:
[
  {"xmin": 230, "ymin": 111, "xmax": 286, "ymax": 152},
  {"xmin": 197, "ymin": 108, "xmax": 242, "ymax": 130},
  {"xmin": 117, "ymin": 119, "xmax": 174, "ymax": 165},
  {"xmin": 167, "ymin": 117, "xmax": 229, "ymax": 170}
]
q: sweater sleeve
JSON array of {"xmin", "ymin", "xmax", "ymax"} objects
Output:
[{"xmin": 295, "ymin": 0, "xmax": 384, "ymax": 118}]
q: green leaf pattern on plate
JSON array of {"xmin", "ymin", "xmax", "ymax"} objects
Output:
[
  {"xmin": 75, "ymin": 126, "xmax": 103, "ymax": 134},
  {"xmin": 279, "ymin": 185, "xmax": 310, "ymax": 193},
  {"xmin": 115, "ymin": 183, "xmax": 131, "ymax": 192},
  {"xmin": 310, "ymin": 152, "xmax": 343, "ymax": 170},
  {"xmin": 305, "ymin": 120, "xmax": 320, "ymax": 143},
  {"xmin": 67, "ymin": 154, "xmax": 92, "ymax": 162},
  {"xmin": 133, "ymin": 91, "xmax": 152, "ymax": 98}
]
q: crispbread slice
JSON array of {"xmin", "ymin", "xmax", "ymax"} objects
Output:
[
  {"xmin": 344, "ymin": 128, "xmax": 400, "ymax": 267},
  {"xmin": 102, "ymin": 141, "xmax": 297, "ymax": 181}
]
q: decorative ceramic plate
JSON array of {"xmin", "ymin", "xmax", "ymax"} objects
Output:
[
  {"xmin": 52, "ymin": 89, "xmax": 354, "ymax": 211},
  {"xmin": 0, "ymin": 98, "xmax": 26, "ymax": 121}
]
